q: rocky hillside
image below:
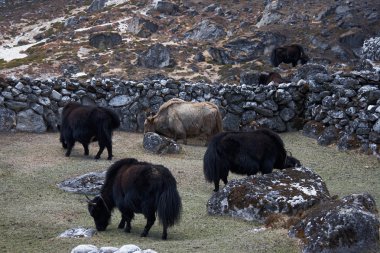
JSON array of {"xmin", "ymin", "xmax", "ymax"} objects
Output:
[{"xmin": 0, "ymin": 0, "xmax": 379, "ymax": 83}]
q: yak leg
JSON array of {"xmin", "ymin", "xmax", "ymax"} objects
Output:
[
  {"xmin": 213, "ymin": 180, "xmax": 220, "ymax": 192},
  {"xmin": 162, "ymin": 224, "xmax": 168, "ymax": 240},
  {"xmin": 82, "ymin": 143, "xmax": 90, "ymax": 156},
  {"xmin": 60, "ymin": 134, "xmax": 67, "ymax": 149},
  {"xmin": 65, "ymin": 137, "xmax": 75, "ymax": 157},
  {"xmin": 94, "ymin": 144, "xmax": 105, "ymax": 160},
  {"xmin": 261, "ymin": 157, "xmax": 276, "ymax": 174},
  {"xmin": 141, "ymin": 211, "xmax": 156, "ymax": 238},
  {"xmin": 170, "ymin": 115, "xmax": 187, "ymax": 144},
  {"xmin": 220, "ymin": 168, "xmax": 229, "ymax": 186},
  {"xmin": 105, "ymin": 141, "xmax": 113, "ymax": 160},
  {"xmin": 118, "ymin": 214, "xmax": 126, "ymax": 229},
  {"xmin": 122, "ymin": 210, "xmax": 134, "ymax": 233}
]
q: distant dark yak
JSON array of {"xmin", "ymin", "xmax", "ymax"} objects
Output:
[
  {"xmin": 258, "ymin": 72, "xmax": 287, "ymax": 85},
  {"xmin": 87, "ymin": 158, "xmax": 182, "ymax": 240},
  {"xmin": 270, "ymin": 44, "xmax": 309, "ymax": 67},
  {"xmin": 59, "ymin": 102, "xmax": 120, "ymax": 160},
  {"xmin": 203, "ymin": 129, "xmax": 301, "ymax": 192}
]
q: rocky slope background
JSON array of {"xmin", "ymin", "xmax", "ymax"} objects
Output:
[{"xmin": 0, "ymin": 0, "xmax": 380, "ymax": 83}]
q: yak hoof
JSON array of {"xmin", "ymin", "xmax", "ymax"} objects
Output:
[
  {"xmin": 124, "ymin": 228, "xmax": 131, "ymax": 233},
  {"xmin": 140, "ymin": 232, "xmax": 147, "ymax": 237},
  {"xmin": 94, "ymin": 155, "xmax": 100, "ymax": 159},
  {"xmin": 107, "ymin": 156, "xmax": 112, "ymax": 160}
]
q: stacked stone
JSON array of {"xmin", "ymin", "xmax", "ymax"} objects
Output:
[
  {"xmin": 362, "ymin": 37, "xmax": 380, "ymax": 61},
  {"xmin": 0, "ymin": 76, "xmax": 307, "ymax": 134},
  {"xmin": 303, "ymin": 71, "xmax": 380, "ymax": 156},
  {"xmin": 1, "ymin": 72, "xmax": 379, "ymax": 158}
]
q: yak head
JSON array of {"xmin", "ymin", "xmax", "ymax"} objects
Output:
[
  {"xmin": 300, "ymin": 54, "xmax": 309, "ymax": 65},
  {"xmin": 284, "ymin": 155, "xmax": 301, "ymax": 168},
  {"xmin": 87, "ymin": 195, "xmax": 111, "ymax": 231},
  {"xmin": 143, "ymin": 115, "xmax": 155, "ymax": 133}
]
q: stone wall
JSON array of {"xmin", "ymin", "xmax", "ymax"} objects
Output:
[{"xmin": 0, "ymin": 69, "xmax": 379, "ymax": 157}]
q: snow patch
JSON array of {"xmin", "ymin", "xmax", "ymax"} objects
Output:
[
  {"xmin": 105, "ymin": 0, "xmax": 129, "ymax": 6},
  {"xmin": 0, "ymin": 40, "xmax": 46, "ymax": 62},
  {"xmin": 290, "ymin": 183, "xmax": 317, "ymax": 196}
]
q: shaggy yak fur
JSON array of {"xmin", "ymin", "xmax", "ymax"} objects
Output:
[
  {"xmin": 270, "ymin": 44, "xmax": 309, "ymax": 67},
  {"xmin": 87, "ymin": 158, "xmax": 182, "ymax": 240},
  {"xmin": 258, "ymin": 72, "xmax": 287, "ymax": 85},
  {"xmin": 59, "ymin": 102, "xmax": 120, "ymax": 160},
  {"xmin": 144, "ymin": 98, "xmax": 222, "ymax": 145},
  {"xmin": 203, "ymin": 129, "xmax": 301, "ymax": 192}
]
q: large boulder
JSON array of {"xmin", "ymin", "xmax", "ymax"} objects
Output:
[
  {"xmin": 289, "ymin": 193, "xmax": 380, "ymax": 253},
  {"xmin": 223, "ymin": 38, "xmax": 265, "ymax": 63},
  {"xmin": 57, "ymin": 172, "xmax": 106, "ymax": 195},
  {"xmin": 292, "ymin": 64, "xmax": 329, "ymax": 82},
  {"xmin": 362, "ymin": 37, "xmax": 380, "ymax": 61},
  {"xmin": 125, "ymin": 16, "xmax": 158, "ymax": 38},
  {"xmin": 87, "ymin": 0, "xmax": 106, "ymax": 12},
  {"xmin": 137, "ymin": 43, "xmax": 174, "ymax": 68},
  {"xmin": 89, "ymin": 32, "xmax": 122, "ymax": 49},
  {"xmin": 184, "ymin": 19, "xmax": 226, "ymax": 41},
  {"xmin": 16, "ymin": 109, "xmax": 46, "ymax": 133},
  {"xmin": 256, "ymin": 1, "xmax": 282, "ymax": 28},
  {"xmin": 143, "ymin": 132, "xmax": 181, "ymax": 154},
  {"xmin": 207, "ymin": 167, "xmax": 331, "ymax": 221},
  {"xmin": 0, "ymin": 107, "xmax": 16, "ymax": 131},
  {"xmin": 155, "ymin": 1, "xmax": 180, "ymax": 15}
]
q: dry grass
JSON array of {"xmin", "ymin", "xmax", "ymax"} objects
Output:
[{"xmin": 0, "ymin": 131, "xmax": 379, "ymax": 253}]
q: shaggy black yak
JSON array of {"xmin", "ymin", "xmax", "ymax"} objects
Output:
[
  {"xmin": 270, "ymin": 44, "xmax": 309, "ymax": 67},
  {"xmin": 87, "ymin": 158, "xmax": 182, "ymax": 240},
  {"xmin": 203, "ymin": 129, "xmax": 301, "ymax": 192},
  {"xmin": 59, "ymin": 102, "xmax": 120, "ymax": 160}
]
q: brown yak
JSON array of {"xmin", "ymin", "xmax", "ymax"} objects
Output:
[{"xmin": 144, "ymin": 98, "xmax": 222, "ymax": 145}]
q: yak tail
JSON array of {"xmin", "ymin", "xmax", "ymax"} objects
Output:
[
  {"xmin": 203, "ymin": 132, "xmax": 227, "ymax": 183},
  {"xmin": 157, "ymin": 179, "xmax": 182, "ymax": 227}
]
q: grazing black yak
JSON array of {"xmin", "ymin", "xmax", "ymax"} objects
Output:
[
  {"xmin": 258, "ymin": 72, "xmax": 286, "ymax": 85},
  {"xmin": 270, "ymin": 44, "xmax": 309, "ymax": 67},
  {"xmin": 59, "ymin": 102, "xmax": 120, "ymax": 160},
  {"xmin": 87, "ymin": 158, "xmax": 182, "ymax": 240},
  {"xmin": 203, "ymin": 129, "xmax": 301, "ymax": 192}
]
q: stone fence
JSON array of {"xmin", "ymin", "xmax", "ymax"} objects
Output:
[{"xmin": 0, "ymin": 67, "xmax": 379, "ymax": 157}]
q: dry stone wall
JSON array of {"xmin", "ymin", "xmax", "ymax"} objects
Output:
[{"xmin": 0, "ymin": 69, "xmax": 379, "ymax": 157}]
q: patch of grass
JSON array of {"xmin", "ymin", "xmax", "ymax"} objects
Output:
[
  {"xmin": 0, "ymin": 53, "xmax": 45, "ymax": 69},
  {"xmin": 0, "ymin": 131, "xmax": 379, "ymax": 253}
]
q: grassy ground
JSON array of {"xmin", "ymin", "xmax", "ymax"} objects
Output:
[{"xmin": 0, "ymin": 131, "xmax": 379, "ymax": 253}]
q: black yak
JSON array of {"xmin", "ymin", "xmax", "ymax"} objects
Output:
[
  {"xmin": 87, "ymin": 158, "xmax": 182, "ymax": 240},
  {"xmin": 59, "ymin": 102, "xmax": 120, "ymax": 160},
  {"xmin": 203, "ymin": 129, "xmax": 301, "ymax": 192},
  {"xmin": 258, "ymin": 72, "xmax": 287, "ymax": 85},
  {"xmin": 270, "ymin": 44, "xmax": 309, "ymax": 67}
]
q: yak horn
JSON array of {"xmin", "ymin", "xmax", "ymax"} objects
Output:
[{"xmin": 85, "ymin": 195, "xmax": 96, "ymax": 206}]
